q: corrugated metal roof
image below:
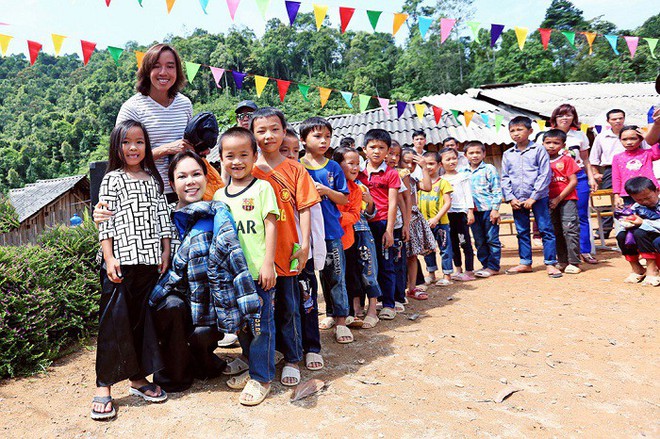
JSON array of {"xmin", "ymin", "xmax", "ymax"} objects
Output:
[
  {"xmin": 9, "ymin": 175, "xmax": 88, "ymax": 223},
  {"xmin": 471, "ymin": 81, "xmax": 657, "ymax": 126}
]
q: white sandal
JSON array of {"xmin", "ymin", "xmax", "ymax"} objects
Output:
[
  {"xmin": 223, "ymin": 357, "xmax": 249, "ymax": 376},
  {"xmin": 305, "ymin": 352, "xmax": 324, "ymax": 371},
  {"xmin": 623, "ymin": 273, "xmax": 645, "ymax": 284},
  {"xmin": 281, "ymin": 365, "xmax": 301, "ymax": 386},
  {"xmin": 227, "ymin": 370, "xmax": 250, "ymax": 390},
  {"xmin": 239, "ymin": 379, "xmax": 271, "ymax": 406},
  {"xmin": 335, "ymin": 325, "xmax": 354, "ymax": 344}
]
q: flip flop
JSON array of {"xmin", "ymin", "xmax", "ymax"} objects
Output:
[
  {"xmin": 434, "ymin": 279, "xmax": 453, "ymax": 286},
  {"xmin": 129, "ymin": 383, "xmax": 167, "ymax": 403},
  {"xmin": 318, "ymin": 316, "xmax": 336, "ymax": 330},
  {"xmin": 335, "ymin": 325, "xmax": 354, "ymax": 344},
  {"xmin": 239, "ymin": 379, "xmax": 271, "ymax": 406},
  {"xmin": 406, "ymin": 288, "xmax": 428, "ymax": 300},
  {"xmin": 362, "ymin": 315, "xmax": 379, "ymax": 329},
  {"xmin": 281, "ymin": 365, "xmax": 301, "ymax": 387},
  {"xmin": 90, "ymin": 395, "xmax": 116, "ymax": 421},
  {"xmin": 223, "ymin": 357, "xmax": 249, "ymax": 376},
  {"xmin": 227, "ymin": 370, "xmax": 251, "ymax": 390},
  {"xmin": 505, "ymin": 266, "xmax": 533, "ymax": 275},
  {"xmin": 474, "ymin": 270, "xmax": 491, "ymax": 278},
  {"xmin": 305, "ymin": 352, "xmax": 324, "ymax": 371}
]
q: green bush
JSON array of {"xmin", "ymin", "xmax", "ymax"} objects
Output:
[{"xmin": 0, "ymin": 213, "xmax": 99, "ymax": 378}]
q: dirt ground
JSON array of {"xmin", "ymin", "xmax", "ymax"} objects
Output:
[{"xmin": 0, "ymin": 236, "xmax": 658, "ymax": 438}]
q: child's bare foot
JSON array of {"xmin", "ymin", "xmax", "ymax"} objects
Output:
[
  {"xmin": 505, "ymin": 264, "xmax": 533, "ymax": 274},
  {"xmin": 546, "ymin": 265, "xmax": 563, "ymax": 278}
]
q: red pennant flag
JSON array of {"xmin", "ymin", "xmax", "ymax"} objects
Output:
[
  {"xmin": 339, "ymin": 7, "xmax": 355, "ymax": 34},
  {"xmin": 27, "ymin": 40, "xmax": 42, "ymax": 65},
  {"xmin": 432, "ymin": 106, "xmax": 443, "ymax": 124},
  {"xmin": 276, "ymin": 79, "xmax": 290, "ymax": 102},
  {"xmin": 539, "ymin": 28, "xmax": 552, "ymax": 50},
  {"xmin": 81, "ymin": 40, "xmax": 96, "ymax": 66},
  {"xmin": 105, "ymin": 0, "xmax": 111, "ymax": 5}
]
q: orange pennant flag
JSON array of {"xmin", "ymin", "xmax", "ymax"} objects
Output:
[
  {"xmin": 254, "ymin": 75, "xmax": 268, "ymax": 97},
  {"xmin": 0, "ymin": 34, "xmax": 13, "ymax": 56},
  {"xmin": 319, "ymin": 87, "xmax": 332, "ymax": 108},
  {"xmin": 514, "ymin": 27, "xmax": 528, "ymax": 50},
  {"xmin": 135, "ymin": 51, "xmax": 145, "ymax": 69},
  {"xmin": 464, "ymin": 111, "xmax": 475, "ymax": 127},
  {"xmin": 393, "ymin": 13, "xmax": 408, "ymax": 36},
  {"xmin": 583, "ymin": 32, "xmax": 597, "ymax": 54},
  {"xmin": 51, "ymin": 34, "xmax": 66, "ymax": 56},
  {"xmin": 166, "ymin": 0, "xmax": 176, "ymax": 13}
]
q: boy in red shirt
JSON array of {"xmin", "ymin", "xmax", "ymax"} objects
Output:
[{"xmin": 544, "ymin": 129, "xmax": 581, "ymax": 274}]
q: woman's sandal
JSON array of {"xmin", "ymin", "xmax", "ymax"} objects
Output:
[
  {"xmin": 305, "ymin": 352, "xmax": 324, "ymax": 371},
  {"xmin": 129, "ymin": 383, "xmax": 167, "ymax": 403},
  {"xmin": 406, "ymin": 288, "xmax": 429, "ymax": 300},
  {"xmin": 335, "ymin": 325, "xmax": 354, "ymax": 344},
  {"xmin": 227, "ymin": 370, "xmax": 251, "ymax": 390},
  {"xmin": 239, "ymin": 380, "xmax": 271, "ymax": 406},
  {"xmin": 90, "ymin": 396, "xmax": 116, "ymax": 421},
  {"xmin": 223, "ymin": 357, "xmax": 249, "ymax": 376},
  {"xmin": 281, "ymin": 365, "xmax": 301, "ymax": 386},
  {"xmin": 318, "ymin": 316, "xmax": 336, "ymax": 330},
  {"xmin": 623, "ymin": 273, "xmax": 645, "ymax": 284},
  {"xmin": 362, "ymin": 315, "xmax": 379, "ymax": 329}
]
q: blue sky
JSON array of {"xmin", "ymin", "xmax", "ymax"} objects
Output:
[{"xmin": 0, "ymin": 0, "xmax": 655, "ymax": 58}]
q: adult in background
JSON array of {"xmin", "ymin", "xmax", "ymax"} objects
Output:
[
  {"xmin": 116, "ymin": 43, "xmax": 193, "ymax": 203},
  {"xmin": 549, "ymin": 104, "xmax": 598, "ymax": 264},
  {"xmin": 235, "ymin": 100, "xmax": 258, "ymax": 129}
]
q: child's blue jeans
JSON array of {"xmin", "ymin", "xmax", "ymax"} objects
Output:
[
  {"xmin": 320, "ymin": 238, "xmax": 350, "ymax": 318},
  {"xmin": 393, "ymin": 227, "xmax": 407, "ymax": 303},
  {"xmin": 298, "ymin": 258, "xmax": 321, "ymax": 355},
  {"xmin": 238, "ymin": 284, "xmax": 275, "ymax": 383},
  {"xmin": 512, "ymin": 197, "xmax": 557, "ymax": 266},
  {"xmin": 424, "ymin": 223, "xmax": 453, "ymax": 275},
  {"xmin": 368, "ymin": 220, "xmax": 397, "ymax": 309},
  {"xmin": 470, "ymin": 210, "xmax": 502, "ymax": 272},
  {"xmin": 273, "ymin": 275, "xmax": 303, "ymax": 364},
  {"xmin": 346, "ymin": 229, "xmax": 382, "ymax": 313}
]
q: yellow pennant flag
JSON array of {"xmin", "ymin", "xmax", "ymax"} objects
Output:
[
  {"xmin": 254, "ymin": 75, "xmax": 269, "ymax": 97},
  {"xmin": 51, "ymin": 34, "xmax": 66, "ymax": 56},
  {"xmin": 135, "ymin": 51, "xmax": 145, "ymax": 69},
  {"xmin": 313, "ymin": 4, "xmax": 328, "ymax": 31},
  {"xmin": 393, "ymin": 13, "xmax": 408, "ymax": 36},
  {"xmin": 166, "ymin": 0, "xmax": 176, "ymax": 13},
  {"xmin": 580, "ymin": 123, "xmax": 589, "ymax": 134},
  {"xmin": 464, "ymin": 111, "xmax": 475, "ymax": 127},
  {"xmin": 537, "ymin": 119, "xmax": 546, "ymax": 131},
  {"xmin": 514, "ymin": 26, "xmax": 528, "ymax": 50},
  {"xmin": 319, "ymin": 87, "xmax": 332, "ymax": 107},
  {"xmin": 414, "ymin": 103, "xmax": 426, "ymax": 122},
  {"xmin": 583, "ymin": 32, "xmax": 597, "ymax": 54},
  {"xmin": 0, "ymin": 34, "xmax": 12, "ymax": 56}
]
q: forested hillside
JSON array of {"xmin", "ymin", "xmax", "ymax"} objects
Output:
[{"xmin": 0, "ymin": 0, "xmax": 657, "ymax": 193}]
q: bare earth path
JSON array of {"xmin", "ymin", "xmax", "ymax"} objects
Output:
[{"xmin": 1, "ymin": 238, "xmax": 658, "ymax": 438}]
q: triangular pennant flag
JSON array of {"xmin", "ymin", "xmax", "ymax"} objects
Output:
[
  {"xmin": 480, "ymin": 113, "xmax": 490, "ymax": 127},
  {"xmin": 135, "ymin": 51, "xmax": 145, "ymax": 69},
  {"xmin": 358, "ymin": 94, "xmax": 371, "ymax": 112},
  {"xmin": 393, "ymin": 13, "xmax": 408, "ymax": 36},
  {"xmin": 605, "ymin": 34, "xmax": 620, "ymax": 55},
  {"xmin": 583, "ymin": 32, "xmax": 597, "ymax": 55},
  {"xmin": 107, "ymin": 46, "xmax": 123, "ymax": 65},
  {"xmin": 433, "ymin": 106, "xmax": 443, "ymax": 124},
  {"xmin": 255, "ymin": 0, "xmax": 269, "ymax": 19},
  {"xmin": 645, "ymin": 38, "xmax": 658, "ymax": 59},
  {"xmin": 137, "ymin": 0, "xmax": 143, "ymax": 6},
  {"xmin": 0, "ymin": 34, "xmax": 12, "ymax": 56},
  {"xmin": 467, "ymin": 21, "xmax": 480, "ymax": 43},
  {"xmin": 51, "ymin": 34, "xmax": 66, "ymax": 56},
  {"xmin": 199, "ymin": 0, "xmax": 209, "ymax": 14},
  {"xmin": 539, "ymin": 28, "xmax": 552, "ymax": 50},
  {"xmin": 624, "ymin": 36, "xmax": 639, "ymax": 58},
  {"xmin": 227, "ymin": 0, "xmax": 240, "ymax": 20},
  {"xmin": 285, "ymin": 1, "xmax": 300, "ymax": 26},
  {"xmin": 319, "ymin": 87, "xmax": 332, "ymax": 108},
  {"xmin": 414, "ymin": 103, "xmax": 426, "ymax": 122},
  {"xmin": 210, "ymin": 67, "xmax": 225, "ymax": 87},
  {"xmin": 595, "ymin": 125, "xmax": 603, "ymax": 134},
  {"xmin": 81, "ymin": 40, "xmax": 96, "ymax": 66},
  {"xmin": 464, "ymin": 111, "xmax": 475, "ymax": 127},
  {"xmin": 254, "ymin": 75, "xmax": 269, "ymax": 97},
  {"xmin": 232, "ymin": 71, "xmax": 247, "ymax": 89},
  {"xmin": 419, "ymin": 16, "xmax": 433, "ymax": 39},
  {"xmin": 339, "ymin": 7, "xmax": 355, "ymax": 34},
  {"xmin": 378, "ymin": 97, "xmax": 390, "ymax": 117},
  {"xmin": 450, "ymin": 109, "xmax": 461, "ymax": 125},
  {"xmin": 185, "ymin": 62, "xmax": 201, "ymax": 83},
  {"xmin": 490, "ymin": 24, "xmax": 504, "ymax": 48},
  {"xmin": 561, "ymin": 31, "xmax": 576, "ymax": 48},
  {"xmin": 298, "ymin": 84, "xmax": 310, "ymax": 101},
  {"xmin": 537, "ymin": 119, "xmax": 546, "ymax": 130},
  {"xmin": 514, "ymin": 27, "xmax": 528, "ymax": 50},
  {"xmin": 341, "ymin": 91, "xmax": 354, "ymax": 109},
  {"xmin": 440, "ymin": 18, "xmax": 456, "ymax": 44},
  {"xmin": 27, "ymin": 40, "xmax": 42, "ymax": 65},
  {"xmin": 313, "ymin": 4, "xmax": 328, "ymax": 31},
  {"xmin": 366, "ymin": 10, "xmax": 382, "ymax": 32},
  {"xmin": 580, "ymin": 123, "xmax": 588, "ymax": 134},
  {"xmin": 396, "ymin": 101, "xmax": 407, "ymax": 118},
  {"xmin": 277, "ymin": 79, "xmax": 290, "ymax": 101},
  {"xmin": 494, "ymin": 114, "xmax": 503, "ymax": 133},
  {"xmin": 166, "ymin": 0, "xmax": 176, "ymax": 13},
  {"xmin": 106, "ymin": 0, "xmax": 111, "ymax": 6}
]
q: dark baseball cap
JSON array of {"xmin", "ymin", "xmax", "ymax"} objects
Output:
[{"xmin": 235, "ymin": 100, "xmax": 258, "ymax": 113}]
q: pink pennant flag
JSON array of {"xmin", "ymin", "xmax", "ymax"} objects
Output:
[
  {"xmin": 624, "ymin": 36, "xmax": 639, "ymax": 58},
  {"xmin": 440, "ymin": 18, "xmax": 455, "ymax": 44},
  {"xmin": 227, "ymin": 0, "xmax": 240, "ymax": 20},
  {"xmin": 209, "ymin": 67, "xmax": 225, "ymax": 87},
  {"xmin": 378, "ymin": 97, "xmax": 390, "ymax": 117}
]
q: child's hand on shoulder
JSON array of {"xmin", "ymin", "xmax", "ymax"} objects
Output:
[
  {"xmin": 522, "ymin": 198, "xmax": 536, "ymax": 210},
  {"xmin": 259, "ymin": 264, "xmax": 276, "ymax": 291}
]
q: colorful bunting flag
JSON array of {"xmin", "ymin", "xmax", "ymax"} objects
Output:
[
  {"xmin": 339, "ymin": 7, "xmax": 355, "ymax": 34},
  {"xmin": 514, "ymin": 27, "xmax": 528, "ymax": 50},
  {"xmin": 166, "ymin": 0, "xmax": 176, "ymax": 14},
  {"xmin": 319, "ymin": 87, "xmax": 332, "ymax": 107},
  {"xmin": 539, "ymin": 28, "xmax": 552, "ymax": 50},
  {"xmin": 105, "ymin": 0, "xmax": 111, "ymax": 6},
  {"xmin": 467, "ymin": 21, "xmax": 480, "ymax": 43},
  {"xmin": 378, "ymin": 97, "xmax": 390, "ymax": 117},
  {"xmin": 255, "ymin": 0, "xmax": 269, "ymax": 20},
  {"xmin": 254, "ymin": 75, "xmax": 269, "ymax": 97},
  {"xmin": 232, "ymin": 71, "xmax": 247, "ymax": 89},
  {"xmin": 210, "ymin": 66, "xmax": 225, "ymax": 87},
  {"xmin": 185, "ymin": 62, "xmax": 201, "ymax": 82},
  {"xmin": 393, "ymin": 13, "xmax": 408, "ymax": 37},
  {"xmin": 0, "ymin": 34, "xmax": 12, "ymax": 56},
  {"xmin": 494, "ymin": 114, "xmax": 503, "ymax": 133},
  {"xmin": 414, "ymin": 103, "xmax": 425, "ymax": 122},
  {"xmin": 605, "ymin": 34, "xmax": 620, "ymax": 55},
  {"xmin": 313, "ymin": 4, "xmax": 328, "ymax": 31},
  {"xmin": 561, "ymin": 31, "xmax": 576, "ymax": 48},
  {"xmin": 464, "ymin": 111, "xmax": 475, "ymax": 127},
  {"xmin": 418, "ymin": 16, "xmax": 433, "ymax": 39},
  {"xmin": 450, "ymin": 109, "xmax": 461, "ymax": 125},
  {"xmin": 359, "ymin": 94, "xmax": 371, "ymax": 112},
  {"xmin": 580, "ymin": 123, "xmax": 588, "ymax": 134},
  {"xmin": 583, "ymin": 32, "xmax": 597, "ymax": 54},
  {"xmin": 27, "ymin": 40, "xmax": 42, "ymax": 65},
  {"xmin": 285, "ymin": 1, "xmax": 300, "ymax": 26},
  {"xmin": 135, "ymin": 51, "xmax": 145, "ymax": 69},
  {"xmin": 440, "ymin": 18, "xmax": 455, "ymax": 44},
  {"xmin": 298, "ymin": 84, "xmax": 310, "ymax": 101},
  {"xmin": 366, "ymin": 10, "xmax": 382, "ymax": 32},
  {"xmin": 107, "ymin": 46, "xmax": 123, "ymax": 65},
  {"xmin": 199, "ymin": 0, "xmax": 209, "ymax": 14},
  {"xmin": 433, "ymin": 106, "xmax": 443, "ymax": 124},
  {"xmin": 277, "ymin": 79, "xmax": 290, "ymax": 101},
  {"xmin": 137, "ymin": 0, "xmax": 143, "ymax": 7},
  {"xmin": 227, "ymin": 0, "xmax": 240, "ymax": 21},
  {"xmin": 81, "ymin": 40, "xmax": 96, "ymax": 66},
  {"xmin": 645, "ymin": 38, "xmax": 658, "ymax": 59},
  {"xmin": 51, "ymin": 34, "xmax": 66, "ymax": 56},
  {"xmin": 537, "ymin": 119, "xmax": 546, "ymax": 130},
  {"xmin": 490, "ymin": 24, "xmax": 504, "ymax": 48},
  {"xmin": 595, "ymin": 125, "xmax": 603, "ymax": 134},
  {"xmin": 624, "ymin": 36, "xmax": 638, "ymax": 58},
  {"xmin": 341, "ymin": 91, "xmax": 354, "ymax": 108},
  {"xmin": 396, "ymin": 101, "xmax": 407, "ymax": 118},
  {"xmin": 480, "ymin": 113, "xmax": 490, "ymax": 127}
]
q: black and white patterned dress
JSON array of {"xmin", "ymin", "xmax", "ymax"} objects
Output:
[{"xmin": 406, "ymin": 175, "xmax": 438, "ymax": 257}]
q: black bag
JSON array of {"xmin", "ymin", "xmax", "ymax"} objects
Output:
[{"xmin": 184, "ymin": 112, "xmax": 219, "ymax": 155}]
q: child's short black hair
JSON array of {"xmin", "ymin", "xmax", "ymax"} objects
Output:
[
  {"xmin": 299, "ymin": 116, "xmax": 332, "ymax": 141},
  {"xmin": 606, "ymin": 109, "xmax": 625, "ymax": 120},
  {"xmin": 423, "ymin": 151, "xmax": 440, "ymax": 162},
  {"xmin": 332, "ymin": 146, "xmax": 359, "ymax": 164},
  {"xmin": 509, "ymin": 116, "xmax": 533, "ymax": 129},
  {"xmin": 339, "ymin": 136, "xmax": 355, "ymax": 148},
  {"xmin": 364, "ymin": 129, "xmax": 391, "ymax": 148},
  {"xmin": 543, "ymin": 129, "xmax": 567, "ymax": 143},
  {"xmin": 249, "ymin": 107, "xmax": 287, "ymax": 132},
  {"xmin": 442, "ymin": 136, "xmax": 458, "ymax": 146},
  {"xmin": 619, "ymin": 125, "xmax": 643, "ymax": 140},
  {"xmin": 219, "ymin": 126, "xmax": 258, "ymax": 155},
  {"xmin": 625, "ymin": 176, "xmax": 657, "ymax": 195},
  {"xmin": 413, "ymin": 129, "xmax": 426, "ymax": 139},
  {"xmin": 285, "ymin": 126, "xmax": 299, "ymax": 139},
  {"xmin": 438, "ymin": 147, "xmax": 458, "ymax": 160},
  {"xmin": 465, "ymin": 141, "xmax": 486, "ymax": 153}
]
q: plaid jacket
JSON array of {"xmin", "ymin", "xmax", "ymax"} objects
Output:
[{"xmin": 150, "ymin": 201, "xmax": 260, "ymax": 334}]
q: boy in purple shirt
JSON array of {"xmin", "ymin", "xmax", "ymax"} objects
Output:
[{"xmin": 501, "ymin": 116, "xmax": 562, "ymax": 278}]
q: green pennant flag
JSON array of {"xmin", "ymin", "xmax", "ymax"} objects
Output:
[
  {"xmin": 494, "ymin": 114, "xmax": 503, "ymax": 133},
  {"xmin": 450, "ymin": 109, "xmax": 462, "ymax": 125},
  {"xmin": 185, "ymin": 62, "xmax": 201, "ymax": 83},
  {"xmin": 107, "ymin": 46, "xmax": 123, "ymax": 65},
  {"xmin": 298, "ymin": 84, "xmax": 310, "ymax": 101},
  {"xmin": 561, "ymin": 31, "xmax": 576, "ymax": 48},
  {"xmin": 366, "ymin": 10, "xmax": 382, "ymax": 32},
  {"xmin": 645, "ymin": 38, "xmax": 658, "ymax": 59},
  {"xmin": 255, "ymin": 0, "xmax": 269, "ymax": 19},
  {"xmin": 359, "ymin": 94, "xmax": 371, "ymax": 112},
  {"xmin": 467, "ymin": 21, "xmax": 480, "ymax": 43},
  {"xmin": 137, "ymin": 0, "xmax": 143, "ymax": 5}
]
